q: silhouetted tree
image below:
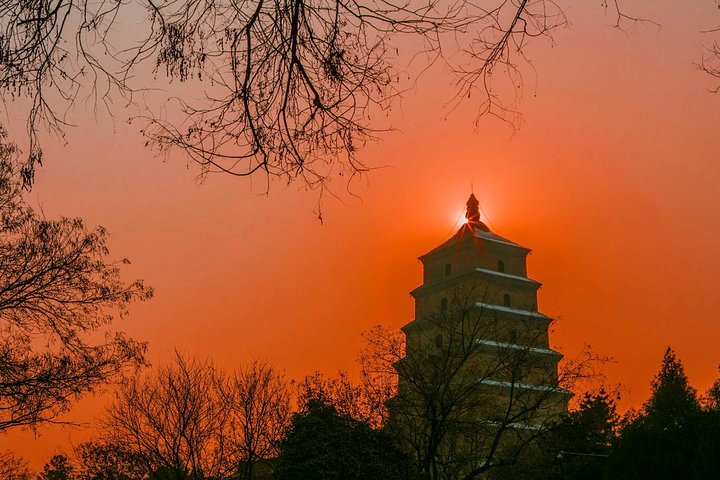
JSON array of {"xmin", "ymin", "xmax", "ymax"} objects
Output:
[
  {"xmin": 702, "ymin": 366, "xmax": 720, "ymax": 411},
  {"xmin": 219, "ymin": 360, "xmax": 291, "ymax": 480},
  {"xmin": 691, "ymin": 367, "xmax": 720, "ymax": 477},
  {"xmin": 38, "ymin": 454, "xmax": 75, "ymax": 480},
  {"xmin": 0, "ymin": 450, "xmax": 33, "ymax": 480},
  {"xmin": 692, "ymin": 408, "xmax": 720, "ymax": 478},
  {"xmin": 296, "ymin": 368, "xmax": 392, "ymax": 430},
  {"xmin": 605, "ymin": 348, "xmax": 701, "ymax": 480},
  {"xmin": 292, "ymin": 324, "xmax": 402, "ymax": 430},
  {"xmin": 103, "ymin": 353, "xmax": 231, "ymax": 480},
  {"xmin": 0, "ymin": 129, "xmax": 152, "ymax": 432},
  {"xmin": 645, "ymin": 348, "xmax": 699, "ymax": 422},
  {"xmin": 75, "ymin": 440, "xmax": 146, "ymax": 480},
  {"xmin": 274, "ymin": 399, "xmax": 408, "ymax": 480}
]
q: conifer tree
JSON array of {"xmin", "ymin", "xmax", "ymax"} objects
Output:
[{"xmin": 605, "ymin": 348, "xmax": 700, "ymax": 480}]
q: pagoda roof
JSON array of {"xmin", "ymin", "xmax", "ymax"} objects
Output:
[{"xmin": 419, "ymin": 223, "xmax": 529, "ymax": 260}]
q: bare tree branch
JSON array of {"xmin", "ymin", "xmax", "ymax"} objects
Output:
[
  {"xmin": 0, "ymin": 0, "xmax": 566, "ymax": 202},
  {"xmin": 0, "ymin": 450, "xmax": 33, "ymax": 480},
  {"xmin": 103, "ymin": 353, "xmax": 231, "ymax": 480},
  {"xmin": 0, "ymin": 127, "xmax": 153, "ymax": 432},
  {"xmin": 220, "ymin": 360, "xmax": 291, "ymax": 480}
]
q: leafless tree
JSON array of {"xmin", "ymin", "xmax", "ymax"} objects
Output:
[
  {"xmin": 700, "ymin": 45, "xmax": 720, "ymax": 91},
  {"xmin": 0, "ymin": 127, "xmax": 153, "ymax": 432},
  {"xmin": 291, "ymin": 329, "xmax": 402, "ymax": 430},
  {"xmin": 601, "ymin": 0, "xmax": 660, "ymax": 31},
  {"xmin": 0, "ymin": 0, "xmax": 139, "ymax": 185},
  {"xmin": 219, "ymin": 360, "xmax": 291, "ymax": 480},
  {"xmin": 700, "ymin": 10, "xmax": 720, "ymax": 92},
  {"xmin": 450, "ymin": 0, "xmax": 567, "ymax": 126},
  {"xmin": 296, "ymin": 367, "xmax": 391, "ymax": 430},
  {"xmin": 0, "ymin": 451, "xmax": 33, "ymax": 480},
  {"xmin": 103, "ymin": 353, "xmax": 232, "ymax": 480},
  {"xmin": 366, "ymin": 286, "xmax": 599, "ymax": 480}
]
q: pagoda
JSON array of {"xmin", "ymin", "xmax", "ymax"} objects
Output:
[{"xmin": 390, "ymin": 194, "xmax": 570, "ymax": 477}]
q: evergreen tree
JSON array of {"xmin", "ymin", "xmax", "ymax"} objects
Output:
[
  {"xmin": 605, "ymin": 348, "xmax": 700, "ymax": 480},
  {"xmin": 644, "ymin": 348, "xmax": 699, "ymax": 423}
]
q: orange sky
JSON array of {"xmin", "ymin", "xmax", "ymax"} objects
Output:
[{"xmin": 4, "ymin": 0, "xmax": 720, "ymax": 468}]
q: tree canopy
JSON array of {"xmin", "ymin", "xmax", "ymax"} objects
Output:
[
  {"xmin": 274, "ymin": 399, "xmax": 408, "ymax": 480},
  {"xmin": 38, "ymin": 455, "xmax": 75, "ymax": 480}
]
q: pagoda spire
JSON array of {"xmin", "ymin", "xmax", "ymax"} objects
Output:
[
  {"xmin": 466, "ymin": 194, "xmax": 480, "ymax": 222},
  {"xmin": 465, "ymin": 193, "xmax": 490, "ymax": 231}
]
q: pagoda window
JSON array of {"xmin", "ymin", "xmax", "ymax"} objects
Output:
[
  {"xmin": 435, "ymin": 334, "xmax": 443, "ymax": 349},
  {"xmin": 441, "ymin": 297, "xmax": 448, "ymax": 312},
  {"xmin": 497, "ymin": 260, "xmax": 505, "ymax": 273},
  {"xmin": 503, "ymin": 294, "xmax": 511, "ymax": 307},
  {"xmin": 445, "ymin": 263, "xmax": 452, "ymax": 276},
  {"xmin": 509, "ymin": 329, "xmax": 518, "ymax": 344}
]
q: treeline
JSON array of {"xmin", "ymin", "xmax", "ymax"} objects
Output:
[
  {"xmin": 2, "ymin": 351, "xmax": 398, "ymax": 480},
  {"xmin": 4, "ymin": 347, "xmax": 720, "ymax": 480},
  {"xmin": 501, "ymin": 347, "xmax": 720, "ymax": 480}
]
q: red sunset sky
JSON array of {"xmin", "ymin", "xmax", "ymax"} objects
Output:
[{"xmin": 4, "ymin": 0, "xmax": 720, "ymax": 467}]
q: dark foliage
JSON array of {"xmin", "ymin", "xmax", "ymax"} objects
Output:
[
  {"xmin": 295, "ymin": 369, "xmax": 390, "ymax": 430},
  {"xmin": 75, "ymin": 440, "xmax": 146, "ymax": 480},
  {"xmin": 38, "ymin": 454, "xmax": 74, "ymax": 480},
  {"xmin": 274, "ymin": 399, "xmax": 409, "ymax": 480},
  {"xmin": 604, "ymin": 348, "xmax": 711, "ymax": 480},
  {"xmin": 495, "ymin": 349, "xmax": 720, "ymax": 480},
  {"xmin": 496, "ymin": 390, "xmax": 619, "ymax": 480}
]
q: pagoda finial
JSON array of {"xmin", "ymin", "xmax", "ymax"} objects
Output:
[
  {"xmin": 466, "ymin": 194, "xmax": 480, "ymax": 223},
  {"xmin": 465, "ymin": 193, "xmax": 490, "ymax": 231}
]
